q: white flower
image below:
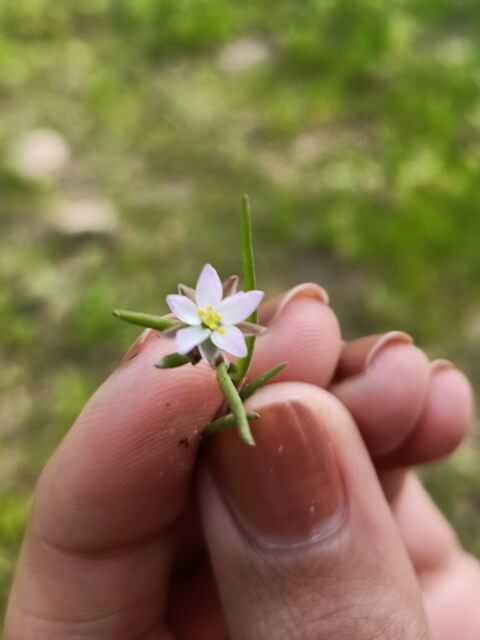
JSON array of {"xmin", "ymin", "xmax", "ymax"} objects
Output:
[{"xmin": 166, "ymin": 264, "xmax": 264, "ymax": 359}]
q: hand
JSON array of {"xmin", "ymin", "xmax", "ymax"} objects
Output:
[{"xmin": 5, "ymin": 284, "xmax": 476, "ymax": 639}]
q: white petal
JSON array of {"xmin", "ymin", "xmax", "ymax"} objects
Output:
[
  {"xmin": 195, "ymin": 264, "xmax": 223, "ymax": 308},
  {"xmin": 166, "ymin": 294, "xmax": 200, "ymax": 325},
  {"xmin": 175, "ymin": 326, "xmax": 211, "ymax": 354},
  {"xmin": 217, "ymin": 290, "xmax": 264, "ymax": 324},
  {"xmin": 211, "ymin": 325, "xmax": 248, "ymax": 357}
]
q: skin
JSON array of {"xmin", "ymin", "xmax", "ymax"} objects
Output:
[{"xmin": 4, "ymin": 283, "xmax": 477, "ymax": 639}]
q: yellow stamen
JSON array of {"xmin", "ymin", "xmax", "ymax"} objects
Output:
[{"xmin": 198, "ymin": 305, "xmax": 223, "ymax": 331}]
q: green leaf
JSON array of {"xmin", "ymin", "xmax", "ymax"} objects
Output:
[
  {"xmin": 240, "ymin": 362, "xmax": 287, "ymax": 400},
  {"xmin": 204, "ymin": 410, "xmax": 260, "ymax": 435},
  {"xmin": 113, "ymin": 309, "xmax": 177, "ymax": 331},
  {"xmin": 235, "ymin": 194, "xmax": 258, "ymax": 380},
  {"xmin": 227, "ymin": 361, "xmax": 240, "ymax": 382},
  {"xmin": 215, "ymin": 362, "xmax": 255, "ymax": 445},
  {"xmin": 155, "ymin": 353, "xmax": 195, "ymax": 368},
  {"xmin": 240, "ymin": 193, "xmax": 257, "ymax": 293}
]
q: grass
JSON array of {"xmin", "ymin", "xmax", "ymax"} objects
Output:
[{"xmin": 1, "ymin": 0, "xmax": 480, "ymax": 619}]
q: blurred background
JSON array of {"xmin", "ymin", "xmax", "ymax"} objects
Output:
[{"xmin": 1, "ymin": 0, "xmax": 480, "ymax": 619}]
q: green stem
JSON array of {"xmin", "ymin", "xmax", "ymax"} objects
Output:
[
  {"xmin": 215, "ymin": 362, "xmax": 255, "ymax": 445},
  {"xmin": 240, "ymin": 362, "xmax": 287, "ymax": 400},
  {"xmin": 204, "ymin": 411, "xmax": 260, "ymax": 435},
  {"xmin": 240, "ymin": 194, "xmax": 257, "ymax": 292},
  {"xmin": 236, "ymin": 194, "xmax": 258, "ymax": 380},
  {"xmin": 113, "ymin": 309, "xmax": 177, "ymax": 331},
  {"xmin": 155, "ymin": 353, "xmax": 195, "ymax": 368}
]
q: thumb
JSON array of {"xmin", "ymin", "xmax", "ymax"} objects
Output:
[{"xmin": 200, "ymin": 382, "xmax": 431, "ymax": 640}]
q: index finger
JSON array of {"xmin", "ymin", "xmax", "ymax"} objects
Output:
[
  {"xmin": 35, "ymin": 331, "xmax": 221, "ymax": 550},
  {"xmin": 5, "ymin": 333, "xmax": 221, "ymax": 639}
]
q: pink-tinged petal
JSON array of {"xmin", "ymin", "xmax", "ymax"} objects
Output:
[
  {"xmin": 236, "ymin": 320, "xmax": 266, "ymax": 336},
  {"xmin": 177, "ymin": 283, "xmax": 196, "ymax": 301},
  {"xmin": 175, "ymin": 326, "xmax": 211, "ymax": 354},
  {"xmin": 166, "ymin": 294, "xmax": 200, "ymax": 325},
  {"xmin": 222, "ymin": 274, "xmax": 239, "ymax": 298},
  {"xmin": 211, "ymin": 325, "xmax": 248, "ymax": 358},
  {"xmin": 217, "ymin": 290, "xmax": 264, "ymax": 324},
  {"xmin": 195, "ymin": 264, "xmax": 223, "ymax": 308}
]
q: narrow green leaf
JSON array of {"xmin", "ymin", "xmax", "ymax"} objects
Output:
[
  {"xmin": 113, "ymin": 309, "xmax": 176, "ymax": 331},
  {"xmin": 215, "ymin": 362, "xmax": 255, "ymax": 445},
  {"xmin": 204, "ymin": 411, "xmax": 260, "ymax": 435},
  {"xmin": 155, "ymin": 353, "xmax": 195, "ymax": 368},
  {"xmin": 227, "ymin": 362, "xmax": 240, "ymax": 383},
  {"xmin": 240, "ymin": 194, "xmax": 257, "ymax": 293},
  {"xmin": 240, "ymin": 362, "xmax": 287, "ymax": 400},
  {"xmin": 236, "ymin": 194, "xmax": 258, "ymax": 380}
]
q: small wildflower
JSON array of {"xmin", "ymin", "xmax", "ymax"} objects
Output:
[
  {"xmin": 166, "ymin": 264, "xmax": 264, "ymax": 364},
  {"xmin": 113, "ymin": 195, "xmax": 286, "ymax": 445}
]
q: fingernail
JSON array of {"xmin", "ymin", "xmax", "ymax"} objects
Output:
[
  {"xmin": 209, "ymin": 400, "xmax": 345, "ymax": 547},
  {"xmin": 121, "ymin": 328, "xmax": 160, "ymax": 363},
  {"xmin": 365, "ymin": 331, "xmax": 413, "ymax": 368},
  {"xmin": 262, "ymin": 283, "xmax": 329, "ymax": 325},
  {"xmin": 334, "ymin": 331, "xmax": 414, "ymax": 380},
  {"xmin": 430, "ymin": 359, "xmax": 455, "ymax": 375}
]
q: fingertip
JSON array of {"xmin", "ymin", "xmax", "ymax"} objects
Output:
[
  {"xmin": 259, "ymin": 283, "xmax": 330, "ymax": 325},
  {"xmin": 429, "ymin": 364, "xmax": 475, "ymax": 436},
  {"xmin": 331, "ymin": 342, "xmax": 430, "ymax": 457},
  {"xmin": 334, "ymin": 331, "xmax": 413, "ymax": 381},
  {"xmin": 393, "ymin": 364, "xmax": 475, "ymax": 465},
  {"xmin": 251, "ymin": 292, "xmax": 342, "ymax": 388}
]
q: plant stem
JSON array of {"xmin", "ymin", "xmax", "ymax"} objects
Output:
[
  {"xmin": 236, "ymin": 194, "xmax": 258, "ymax": 380},
  {"xmin": 240, "ymin": 194, "xmax": 257, "ymax": 293},
  {"xmin": 113, "ymin": 309, "xmax": 177, "ymax": 331},
  {"xmin": 204, "ymin": 411, "xmax": 260, "ymax": 435},
  {"xmin": 240, "ymin": 362, "xmax": 287, "ymax": 400},
  {"xmin": 155, "ymin": 353, "xmax": 195, "ymax": 368},
  {"xmin": 215, "ymin": 362, "xmax": 255, "ymax": 445}
]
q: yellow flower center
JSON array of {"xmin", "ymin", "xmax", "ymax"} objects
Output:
[{"xmin": 198, "ymin": 305, "xmax": 224, "ymax": 332}]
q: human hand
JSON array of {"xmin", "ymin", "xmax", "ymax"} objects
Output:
[{"xmin": 5, "ymin": 284, "xmax": 476, "ymax": 639}]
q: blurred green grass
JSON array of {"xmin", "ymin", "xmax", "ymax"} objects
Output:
[{"xmin": 1, "ymin": 0, "xmax": 480, "ymax": 620}]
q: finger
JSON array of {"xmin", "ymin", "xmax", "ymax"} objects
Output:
[
  {"xmin": 259, "ymin": 283, "xmax": 329, "ymax": 324},
  {"xmin": 384, "ymin": 472, "xmax": 458, "ymax": 577},
  {"xmin": 425, "ymin": 551, "xmax": 480, "ymax": 640},
  {"xmin": 389, "ymin": 360, "xmax": 474, "ymax": 465},
  {"xmin": 167, "ymin": 557, "xmax": 226, "ymax": 640},
  {"xmin": 33, "ymin": 332, "xmax": 221, "ymax": 549},
  {"xmin": 330, "ymin": 332, "xmax": 430, "ymax": 457},
  {"xmin": 6, "ymin": 331, "xmax": 221, "ymax": 639},
  {"xmin": 386, "ymin": 472, "xmax": 480, "ymax": 639},
  {"xmin": 251, "ymin": 283, "xmax": 341, "ymax": 387},
  {"xmin": 201, "ymin": 382, "xmax": 431, "ymax": 639}
]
